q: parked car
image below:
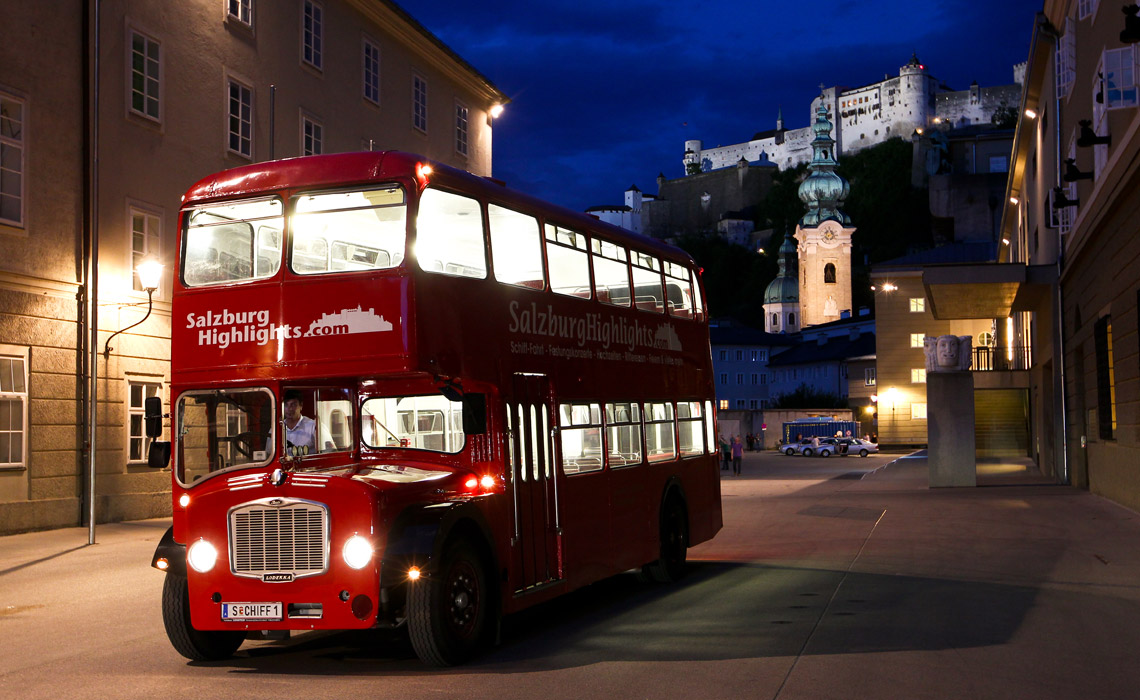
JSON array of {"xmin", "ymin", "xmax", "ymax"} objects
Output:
[
  {"xmin": 842, "ymin": 438, "xmax": 878, "ymax": 457},
  {"xmin": 778, "ymin": 438, "xmax": 815, "ymax": 456},
  {"xmin": 807, "ymin": 437, "xmax": 878, "ymax": 457}
]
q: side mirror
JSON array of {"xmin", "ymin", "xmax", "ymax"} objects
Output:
[
  {"xmin": 144, "ymin": 396, "xmax": 164, "ymax": 438},
  {"xmin": 462, "ymin": 393, "xmax": 487, "ymax": 435},
  {"xmin": 148, "ymin": 441, "xmax": 171, "ymax": 469}
]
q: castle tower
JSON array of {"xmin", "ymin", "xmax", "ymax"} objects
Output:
[
  {"xmin": 794, "ymin": 102, "xmax": 854, "ymax": 327},
  {"xmin": 898, "ymin": 52, "xmax": 935, "ymax": 133},
  {"xmin": 763, "ymin": 231, "xmax": 799, "ymax": 334}
]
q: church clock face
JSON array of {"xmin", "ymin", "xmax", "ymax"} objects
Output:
[{"xmin": 822, "ymin": 228, "xmax": 836, "ymax": 242}]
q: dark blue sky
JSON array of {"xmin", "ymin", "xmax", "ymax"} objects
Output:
[{"xmin": 406, "ymin": 1, "xmax": 1044, "ymax": 212}]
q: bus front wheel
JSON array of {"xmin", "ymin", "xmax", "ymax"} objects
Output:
[
  {"xmin": 161, "ymin": 574, "xmax": 245, "ymax": 661},
  {"xmin": 644, "ymin": 498, "xmax": 688, "ymax": 583},
  {"xmin": 408, "ymin": 538, "xmax": 490, "ymax": 666}
]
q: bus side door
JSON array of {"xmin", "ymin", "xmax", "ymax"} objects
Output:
[{"xmin": 507, "ymin": 374, "xmax": 562, "ymax": 592}]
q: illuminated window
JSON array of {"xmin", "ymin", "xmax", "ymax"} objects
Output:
[
  {"xmin": 644, "ymin": 402, "xmax": 676, "ymax": 461},
  {"xmin": 129, "ymin": 30, "xmax": 160, "ymax": 121},
  {"xmin": 544, "ymin": 223, "xmax": 590, "ymax": 299},
  {"xmin": 1094, "ymin": 316, "xmax": 1116, "ymax": 439},
  {"xmin": 0, "ymin": 346, "xmax": 28, "ymax": 467},
  {"xmin": 718, "ymin": 400, "xmax": 728, "ymax": 410},
  {"xmin": 128, "ymin": 380, "xmax": 162, "ymax": 462},
  {"xmin": 362, "ymin": 38, "xmax": 380, "ymax": 105},
  {"xmin": 605, "ymin": 402, "xmax": 642, "ymax": 467},
  {"xmin": 865, "ymin": 368, "xmax": 876, "ymax": 387},
  {"xmin": 416, "ymin": 188, "xmax": 486, "ymax": 278},
  {"xmin": 631, "ymin": 251, "xmax": 664, "ymax": 313},
  {"xmin": 302, "ymin": 0, "xmax": 323, "ymax": 70},
  {"xmin": 591, "ymin": 239, "xmax": 630, "ymax": 307},
  {"xmin": 911, "ymin": 369, "xmax": 926, "ymax": 383},
  {"xmin": 909, "ymin": 297, "xmax": 925, "ymax": 313},
  {"xmin": 910, "ymin": 333, "xmax": 924, "ymax": 348},
  {"xmin": 911, "ymin": 402, "xmax": 927, "ymax": 420},
  {"xmin": 489, "ymin": 204, "xmax": 543, "ymax": 289},
  {"xmin": 559, "ymin": 403, "xmax": 603, "ymax": 474},
  {"xmin": 0, "ymin": 92, "xmax": 24, "ymax": 226}
]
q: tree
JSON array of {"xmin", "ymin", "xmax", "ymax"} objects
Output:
[{"xmin": 769, "ymin": 383, "xmax": 846, "ymax": 409}]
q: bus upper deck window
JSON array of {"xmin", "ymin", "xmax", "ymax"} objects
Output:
[
  {"xmin": 291, "ymin": 186, "xmax": 406, "ymax": 275},
  {"xmin": 183, "ymin": 199, "xmax": 283, "ymax": 286},
  {"xmin": 545, "ymin": 224, "xmax": 590, "ymax": 299},
  {"xmin": 591, "ymin": 239, "xmax": 630, "ymax": 307},
  {"xmin": 415, "ymin": 189, "xmax": 487, "ymax": 279},
  {"xmin": 489, "ymin": 204, "xmax": 544, "ymax": 290}
]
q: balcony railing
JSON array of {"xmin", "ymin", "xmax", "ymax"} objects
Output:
[{"xmin": 972, "ymin": 345, "xmax": 1032, "ymax": 371}]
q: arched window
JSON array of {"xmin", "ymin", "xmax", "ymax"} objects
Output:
[
  {"xmin": 771, "ymin": 313, "xmax": 778, "ymax": 328},
  {"xmin": 824, "ymin": 263, "xmax": 836, "ymax": 284},
  {"xmin": 788, "ymin": 312, "xmax": 795, "ymax": 327}
]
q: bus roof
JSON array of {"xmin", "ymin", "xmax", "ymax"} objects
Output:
[{"xmin": 181, "ymin": 151, "xmax": 699, "ymax": 270}]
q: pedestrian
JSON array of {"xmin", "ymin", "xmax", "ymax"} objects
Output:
[
  {"xmin": 719, "ymin": 435, "xmax": 731, "ymax": 471},
  {"xmin": 731, "ymin": 435, "xmax": 743, "ymax": 475}
]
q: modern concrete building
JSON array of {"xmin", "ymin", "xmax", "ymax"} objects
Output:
[{"xmin": 0, "ymin": 0, "xmax": 507, "ymax": 534}]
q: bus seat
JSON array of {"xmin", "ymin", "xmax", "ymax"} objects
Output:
[{"xmin": 635, "ymin": 295, "xmax": 658, "ymax": 311}]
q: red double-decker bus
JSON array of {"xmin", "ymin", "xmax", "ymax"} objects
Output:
[{"xmin": 147, "ymin": 151, "xmax": 721, "ymax": 666}]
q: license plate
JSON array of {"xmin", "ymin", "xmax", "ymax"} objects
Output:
[{"xmin": 222, "ymin": 602, "xmax": 282, "ymax": 621}]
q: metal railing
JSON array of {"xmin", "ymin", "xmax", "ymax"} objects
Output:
[{"xmin": 972, "ymin": 345, "xmax": 1032, "ymax": 371}]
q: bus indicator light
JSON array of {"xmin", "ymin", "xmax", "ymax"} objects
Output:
[
  {"xmin": 480, "ymin": 475, "xmax": 496, "ymax": 490},
  {"xmin": 415, "ymin": 162, "xmax": 433, "ymax": 186},
  {"xmin": 407, "ymin": 566, "xmax": 422, "ymax": 582},
  {"xmin": 463, "ymin": 476, "xmax": 479, "ymax": 490}
]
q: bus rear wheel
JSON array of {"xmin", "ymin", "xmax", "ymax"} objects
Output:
[
  {"xmin": 161, "ymin": 574, "xmax": 245, "ymax": 661},
  {"xmin": 643, "ymin": 498, "xmax": 688, "ymax": 583},
  {"xmin": 408, "ymin": 539, "xmax": 490, "ymax": 666}
]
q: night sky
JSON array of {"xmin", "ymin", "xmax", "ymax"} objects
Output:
[{"xmin": 405, "ymin": 1, "xmax": 1044, "ymax": 213}]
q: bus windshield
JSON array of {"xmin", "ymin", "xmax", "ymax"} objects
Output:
[
  {"xmin": 176, "ymin": 388, "xmax": 275, "ymax": 484},
  {"xmin": 183, "ymin": 198, "xmax": 283, "ymax": 286},
  {"xmin": 361, "ymin": 394, "xmax": 465, "ymax": 453}
]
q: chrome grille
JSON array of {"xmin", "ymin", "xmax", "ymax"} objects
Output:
[{"xmin": 230, "ymin": 500, "xmax": 328, "ymax": 578}]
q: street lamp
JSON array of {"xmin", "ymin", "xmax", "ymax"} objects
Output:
[
  {"xmin": 104, "ymin": 259, "xmax": 163, "ymax": 359},
  {"xmin": 882, "ymin": 387, "xmax": 899, "ymax": 443}
]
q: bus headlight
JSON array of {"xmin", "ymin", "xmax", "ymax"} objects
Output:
[
  {"xmin": 187, "ymin": 540, "xmax": 218, "ymax": 573},
  {"xmin": 343, "ymin": 535, "xmax": 373, "ymax": 570}
]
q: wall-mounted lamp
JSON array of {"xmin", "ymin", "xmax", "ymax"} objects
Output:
[
  {"xmin": 104, "ymin": 259, "xmax": 163, "ymax": 359},
  {"xmin": 1009, "ymin": 195, "xmax": 1020, "ymax": 205},
  {"xmin": 489, "ymin": 104, "xmax": 505, "ymax": 119},
  {"xmin": 1064, "ymin": 157, "xmax": 1094, "ymax": 181},
  {"xmin": 881, "ymin": 282, "xmax": 898, "ymax": 292},
  {"xmin": 1077, "ymin": 119, "xmax": 1111, "ymax": 147},
  {"xmin": 1024, "ymin": 109, "xmax": 1038, "ymax": 119},
  {"xmin": 1122, "ymin": 4, "xmax": 1140, "ymax": 44},
  {"xmin": 1052, "ymin": 186, "xmax": 1079, "ymax": 210}
]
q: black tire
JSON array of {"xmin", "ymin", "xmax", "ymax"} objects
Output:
[
  {"xmin": 161, "ymin": 574, "xmax": 244, "ymax": 661},
  {"xmin": 407, "ymin": 539, "xmax": 491, "ymax": 667},
  {"xmin": 784, "ymin": 448, "xmax": 795, "ymax": 456},
  {"xmin": 802, "ymin": 448, "xmax": 813, "ymax": 457},
  {"xmin": 820, "ymin": 449, "xmax": 831, "ymax": 457},
  {"xmin": 643, "ymin": 497, "xmax": 688, "ymax": 583},
  {"xmin": 860, "ymin": 449, "xmax": 869, "ymax": 457}
]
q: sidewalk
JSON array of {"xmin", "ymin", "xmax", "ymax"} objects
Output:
[{"xmin": 765, "ymin": 451, "xmax": 1140, "ymax": 700}]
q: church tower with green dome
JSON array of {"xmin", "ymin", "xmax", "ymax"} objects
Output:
[
  {"xmin": 794, "ymin": 100, "xmax": 855, "ymax": 328},
  {"xmin": 763, "ymin": 230, "xmax": 799, "ymax": 334}
]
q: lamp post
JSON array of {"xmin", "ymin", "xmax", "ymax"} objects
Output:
[
  {"xmin": 882, "ymin": 387, "xmax": 899, "ymax": 445},
  {"xmin": 90, "ymin": 260, "xmax": 163, "ymax": 544}
]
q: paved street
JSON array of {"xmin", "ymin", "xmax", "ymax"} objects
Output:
[{"xmin": 3, "ymin": 450, "xmax": 1140, "ymax": 699}]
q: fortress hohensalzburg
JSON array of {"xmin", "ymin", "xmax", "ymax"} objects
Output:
[{"xmin": 683, "ymin": 54, "xmax": 1025, "ymax": 174}]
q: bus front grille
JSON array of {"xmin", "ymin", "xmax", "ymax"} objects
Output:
[{"xmin": 229, "ymin": 500, "xmax": 329, "ymax": 578}]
